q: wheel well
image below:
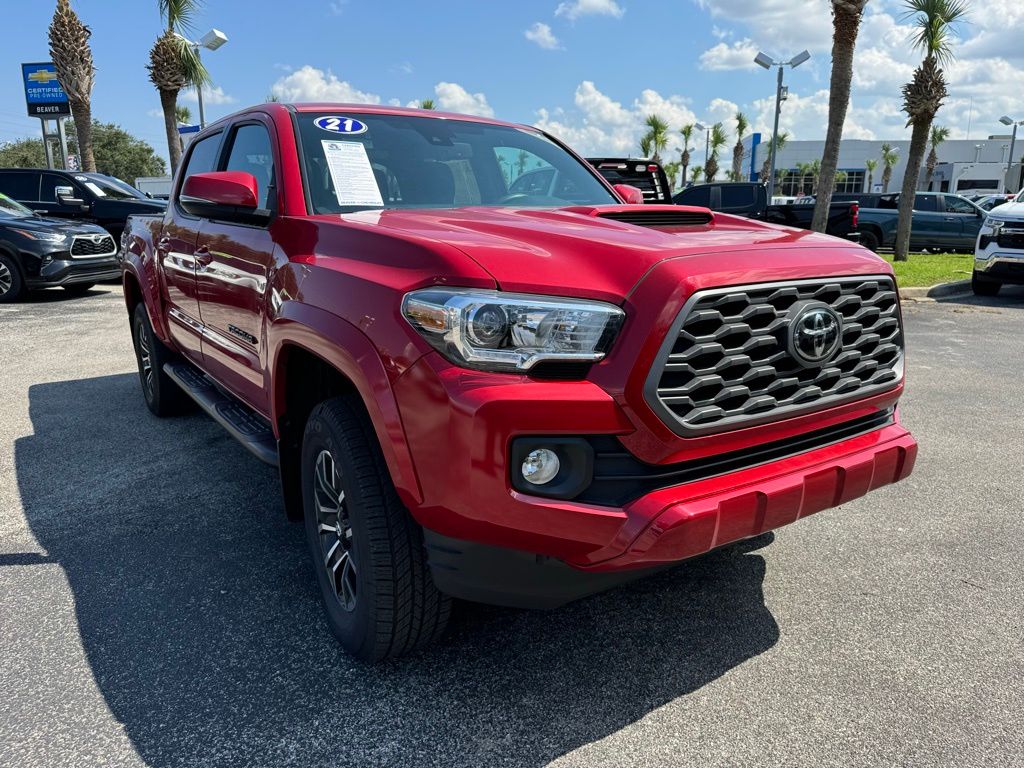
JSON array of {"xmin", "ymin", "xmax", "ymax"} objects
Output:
[
  {"xmin": 276, "ymin": 345, "xmax": 359, "ymax": 521},
  {"xmin": 123, "ymin": 272, "xmax": 142, "ymax": 316}
]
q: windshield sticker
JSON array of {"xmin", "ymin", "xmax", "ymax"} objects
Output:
[
  {"xmin": 314, "ymin": 116, "xmax": 368, "ymax": 135},
  {"xmin": 83, "ymin": 181, "xmax": 107, "ymax": 197},
  {"xmin": 321, "ymin": 140, "xmax": 384, "ymax": 207}
]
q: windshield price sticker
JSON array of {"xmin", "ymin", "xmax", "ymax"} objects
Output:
[
  {"xmin": 314, "ymin": 116, "xmax": 369, "ymax": 135},
  {"xmin": 321, "ymin": 140, "xmax": 384, "ymax": 207}
]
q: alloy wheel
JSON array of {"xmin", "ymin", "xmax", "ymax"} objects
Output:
[
  {"xmin": 137, "ymin": 322, "xmax": 155, "ymax": 399},
  {"xmin": 0, "ymin": 262, "xmax": 12, "ymax": 297},
  {"xmin": 314, "ymin": 449, "xmax": 358, "ymax": 611}
]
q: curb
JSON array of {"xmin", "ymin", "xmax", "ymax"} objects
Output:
[{"xmin": 900, "ymin": 279, "xmax": 971, "ymax": 300}]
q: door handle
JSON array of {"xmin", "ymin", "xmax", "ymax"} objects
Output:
[
  {"xmin": 943, "ymin": 216, "xmax": 957, "ymax": 221},
  {"xmin": 194, "ymin": 246, "xmax": 213, "ymax": 267},
  {"xmin": 156, "ymin": 235, "xmax": 171, "ymax": 251}
]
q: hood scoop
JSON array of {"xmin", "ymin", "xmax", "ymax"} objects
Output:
[{"xmin": 593, "ymin": 205, "xmax": 713, "ymax": 228}]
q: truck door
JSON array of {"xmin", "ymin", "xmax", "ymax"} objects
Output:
[
  {"xmin": 160, "ymin": 130, "xmax": 224, "ymax": 362},
  {"xmin": 194, "ymin": 119, "xmax": 280, "ymax": 414},
  {"xmin": 910, "ymin": 193, "xmax": 943, "ymax": 248},
  {"xmin": 941, "ymin": 194, "xmax": 986, "ymax": 250}
]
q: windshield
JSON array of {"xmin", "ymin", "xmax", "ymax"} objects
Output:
[
  {"xmin": 76, "ymin": 174, "xmax": 144, "ymax": 200},
  {"xmin": 0, "ymin": 192, "xmax": 34, "ymax": 219},
  {"xmin": 296, "ymin": 113, "xmax": 617, "ymax": 213}
]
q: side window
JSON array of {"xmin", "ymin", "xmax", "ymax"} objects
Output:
[
  {"xmin": 721, "ymin": 185, "xmax": 756, "ymax": 208},
  {"xmin": 677, "ymin": 185, "xmax": 711, "ymax": 207},
  {"xmin": 177, "ymin": 132, "xmax": 223, "ymax": 202},
  {"xmin": 224, "ymin": 124, "xmax": 275, "ymax": 210},
  {"xmin": 40, "ymin": 174, "xmax": 79, "ymax": 203},
  {"xmin": 945, "ymin": 195, "xmax": 977, "ymax": 215},
  {"xmin": 0, "ymin": 172, "xmax": 40, "ymax": 202},
  {"xmin": 914, "ymin": 194, "xmax": 938, "ymax": 212}
]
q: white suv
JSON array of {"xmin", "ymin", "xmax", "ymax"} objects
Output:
[{"xmin": 973, "ymin": 190, "xmax": 1024, "ymax": 296}]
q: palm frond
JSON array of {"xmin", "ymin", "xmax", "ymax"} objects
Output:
[
  {"xmin": 901, "ymin": 0, "xmax": 970, "ymax": 64},
  {"xmin": 160, "ymin": 0, "xmax": 203, "ymax": 33}
]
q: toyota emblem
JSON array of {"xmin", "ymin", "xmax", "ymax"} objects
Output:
[{"xmin": 788, "ymin": 302, "xmax": 843, "ymax": 366}]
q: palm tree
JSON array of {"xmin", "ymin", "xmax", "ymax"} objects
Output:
[
  {"xmin": 148, "ymin": 0, "xmax": 209, "ymax": 174},
  {"xmin": 679, "ymin": 123, "xmax": 695, "ymax": 187},
  {"xmin": 48, "ymin": 0, "xmax": 96, "ymax": 172},
  {"xmin": 776, "ymin": 169, "xmax": 790, "ymax": 195},
  {"xmin": 175, "ymin": 104, "xmax": 192, "ymax": 124},
  {"xmin": 643, "ymin": 114, "xmax": 670, "ymax": 164},
  {"xmin": 639, "ymin": 134, "xmax": 653, "ymax": 159},
  {"xmin": 691, "ymin": 166, "xmax": 704, "ymax": 184},
  {"xmin": 662, "ymin": 161, "xmax": 681, "ymax": 192},
  {"xmin": 810, "ymin": 158, "xmax": 822, "ymax": 193},
  {"xmin": 760, "ymin": 131, "xmax": 789, "ymax": 182},
  {"xmin": 865, "ymin": 158, "xmax": 878, "ymax": 191},
  {"xmin": 704, "ymin": 123, "xmax": 728, "ymax": 182},
  {"xmin": 881, "ymin": 143, "xmax": 899, "ymax": 192},
  {"xmin": 925, "ymin": 125, "xmax": 951, "ymax": 190},
  {"xmin": 835, "ymin": 170, "xmax": 848, "ymax": 189},
  {"xmin": 894, "ymin": 0, "xmax": 969, "ymax": 261},
  {"xmin": 420, "ymin": 99, "xmax": 435, "ymax": 110},
  {"xmin": 730, "ymin": 112, "xmax": 749, "ymax": 182},
  {"xmin": 795, "ymin": 162, "xmax": 813, "ymax": 195},
  {"xmin": 812, "ymin": 0, "xmax": 868, "ymax": 232}
]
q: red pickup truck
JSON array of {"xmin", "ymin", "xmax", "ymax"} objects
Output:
[{"xmin": 122, "ymin": 103, "xmax": 917, "ymax": 661}]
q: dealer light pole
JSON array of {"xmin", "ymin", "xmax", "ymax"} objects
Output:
[
  {"xmin": 999, "ymin": 115, "xmax": 1023, "ymax": 190},
  {"xmin": 694, "ymin": 122, "xmax": 709, "ymax": 167},
  {"xmin": 755, "ymin": 49, "xmax": 810, "ymax": 200},
  {"xmin": 180, "ymin": 28, "xmax": 228, "ymax": 129}
]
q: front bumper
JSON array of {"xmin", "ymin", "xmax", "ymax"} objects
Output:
[
  {"xmin": 395, "ymin": 352, "xmax": 916, "ymax": 604},
  {"xmin": 974, "ymin": 239, "xmax": 1024, "ymax": 284},
  {"xmin": 25, "ymin": 255, "xmax": 121, "ymax": 288}
]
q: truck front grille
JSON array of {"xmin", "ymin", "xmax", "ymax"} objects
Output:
[
  {"xmin": 70, "ymin": 234, "xmax": 116, "ymax": 258},
  {"xmin": 645, "ymin": 277, "xmax": 904, "ymax": 436}
]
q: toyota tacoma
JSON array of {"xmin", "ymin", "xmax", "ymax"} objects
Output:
[{"xmin": 121, "ymin": 103, "xmax": 918, "ymax": 661}]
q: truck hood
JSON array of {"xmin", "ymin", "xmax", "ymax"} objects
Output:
[
  {"xmin": 335, "ymin": 205, "xmax": 885, "ymax": 302},
  {"xmin": 989, "ymin": 201, "xmax": 1024, "ymax": 221},
  {"xmin": 1, "ymin": 216, "xmax": 109, "ymax": 237}
]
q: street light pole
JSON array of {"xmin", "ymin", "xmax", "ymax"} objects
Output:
[
  {"xmin": 180, "ymin": 28, "xmax": 228, "ymax": 130},
  {"xmin": 194, "ymin": 45, "xmax": 206, "ymax": 128},
  {"xmin": 1000, "ymin": 116, "xmax": 1022, "ymax": 190},
  {"xmin": 755, "ymin": 50, "xmax": 810, "ymax": 200}
]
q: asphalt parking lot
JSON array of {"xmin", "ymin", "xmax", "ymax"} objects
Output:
[{"xmin": 1, "ymin": 283, "xmax": 1023, "ymax": 768}]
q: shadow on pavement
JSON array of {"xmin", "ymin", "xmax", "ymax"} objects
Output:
[
  {"xmin": 15, "ymin": 372, "xmax": 779, "ymax": 767},
  {"xmin": 932, "ymin": 283, "xmax": 1024, "ymax": 308},
  {"xmin": 23, "ymin": 285, "xmax": 112, "ymax": 303}
]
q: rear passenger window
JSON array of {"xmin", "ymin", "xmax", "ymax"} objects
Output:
[
  {"xmin": 914, "ymin": 194, "xmax": 938, "ymax": 212},
  {"xmin": 224, "ymin": 124, "xmax": 275, "ymax": 209},
  {"xmin": 177, "ymin": 133, "xmax": 222, "ymax": 201},
  {"xmin": 677, "ymin": 186, "xmax": 710, "ymax": 207},
  {"xmin": 0, "ymin": 172, "xmax": 40, "ymax": 202}
]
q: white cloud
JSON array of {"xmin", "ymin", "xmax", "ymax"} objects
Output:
[
  {"xmin": 181, "ymin": 85, "xmax": 237, "ymax": 106},
  {"xmin": 392, "ymin": 61, "xmax": 414, "ymax": 75},
  {"xmin": 699, "ymin": 39, "xmax": 760, "ymax": 70},
  {"xmin": 555, "ymin": 0, "xmax": 624, "ymax": 21},
  {"xmin": 534, "ymin": 81, "xmax": 706, "ymax": 159},
  {"xmin": 328, "ymin": 1, "xmax": 348, "ymax": 16},
  {"xmin": 433, "ymin": 82, "xmax": 494, "ymax": 117},
  {"xmin": 525, "ymin": 22, "xmax": 561, "ymax": 50},
  {"xmin": 270, "ymin": 65, "xmax": 381, "ymax": 104}
]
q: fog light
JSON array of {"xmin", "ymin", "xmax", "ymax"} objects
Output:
[{"xmin": 521, "ymin": 448, "xmax": 560, "ymax": 485}]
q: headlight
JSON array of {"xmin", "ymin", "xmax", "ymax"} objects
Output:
[
  {"xmin": 10, "ymin": 228, "xmax": 69, "ymax": 244},
  {"xmin": 984, "ymin": 217, "xmax": 1006, "ymax": 232},
  {"xmin": 403, "ymin": 288, "xmax": 625, "ymax": 373}
]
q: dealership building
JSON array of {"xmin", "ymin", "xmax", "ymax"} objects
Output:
[{"xmin": 740, "ymin": 134, "xmax": 1024, "ymax": 196}]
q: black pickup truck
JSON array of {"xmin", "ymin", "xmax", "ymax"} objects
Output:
[
  {"xmin": 674, "ymin": 182, "xmax": 860, "ymax": 243},
  {"xmin": 0, "ymin": 168, "xmax": 166, "ymax": 241}
]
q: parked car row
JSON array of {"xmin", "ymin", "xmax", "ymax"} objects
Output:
[{"xmin": 972, "ymin": 189, "xmax": 1024, "ymax": 296}]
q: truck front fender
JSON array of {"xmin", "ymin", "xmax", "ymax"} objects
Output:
[{"xmin": 267, "ymin": 303, "xmax": 423, "ymax": 507}]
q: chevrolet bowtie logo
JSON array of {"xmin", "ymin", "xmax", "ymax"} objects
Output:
[{"xmin": 28, "ymin": 69, "xmax": 59, "ymax": 84}]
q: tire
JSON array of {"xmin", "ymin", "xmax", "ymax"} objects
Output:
[
  {"xmin": 858, "ymin": 230, "xmax": 880, "ymax": 252},
  {"xmin": 971, "ymin": 272, "xmax": 1001, "ymax": 297},
  {"xmin": 0, "ymin": 252, "xmax": 25, "ymax": 304},
  {"xmin": 301, "ymin": 395, "xmax": 450, "ymax": 662},
  {"xmin": 131, "ymin": 303, "xmax": 189, "ymax": 416},
  {"xmin": 63, "ymin": 282, "xmax": 95, "ymax": 296}
]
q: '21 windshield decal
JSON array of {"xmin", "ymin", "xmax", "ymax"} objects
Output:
[{"xmin": 313, "ymin": 116, "xmax": 368, "ymax": 134}]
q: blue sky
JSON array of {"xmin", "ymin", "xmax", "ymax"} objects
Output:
[{"xmin": 2, "ymin": 0, "xmax": 1020, "ymax": 166}]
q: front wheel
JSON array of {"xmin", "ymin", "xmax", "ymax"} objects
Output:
[
  {"xmin": 131, "ymin": 303, "xmax": 189, "ymax": 416},
  {"xmin": 302, "ymin": 396, "xmax": 450, "ymax": 662},
  {"xmin": 971, "ymin": 272, "xmax": 1001, "ymax": 297},
  {"xmin": 0, "ymin": 253, "xmax": 25, "ymax": 303},
  {"xmin": 858, "ymin": 230, "xmax": 880, "ymax": 252}
]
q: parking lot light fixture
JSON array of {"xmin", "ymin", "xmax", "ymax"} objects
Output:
[
  {"xmin": 186, "ymin": 28, "xmax": 229, "ymax": 129},
  {"xmin": 1000, "ymin": 115, "xmax": 1022, "ymax": 183},
  {"xmin": 755, "ymin": 50, "xmax": 810, "ymax": 199}
]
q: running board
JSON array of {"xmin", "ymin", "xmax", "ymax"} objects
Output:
[{"xmin": 164, "ymin": 362, "xmax": 279, "ymax": 467}]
